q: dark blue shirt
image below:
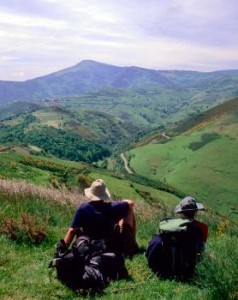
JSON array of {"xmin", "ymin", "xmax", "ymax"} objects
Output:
[{"xmin": 71, "ymin": 200, "xmax": 129, "ymax": 239}]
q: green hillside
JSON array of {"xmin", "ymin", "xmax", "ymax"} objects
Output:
[
  {"xmin": 63, "ymin": 82, "xmax": 238, "ymax": 128},
  {"xmin": 1, "ymin": 61, "xmax": 238, "ymax": 131},
  {"xmin": 1, "ymin": 105, "xmax": 138, "ymax": 144},
  {"xmin": 0, "ymin": 101, "xmax": 45, "ymax": 121},
  {"xmin": 128, "ymin": 97, "xmax": 238, "ymax": 218},
  {"xmin": 0, "ymin": 125, "xmax": 237, "ymax": 299},
  {"xmin": 0, "ymin": 105, "xmax": 141, "ymax": 163},
  {"xmin": 0, "ymin": 167, "xmax": 237, "ymax": 299},
  {"xmin": 0, "ymin": 148, "xmax": 180, "ymax": 208}
]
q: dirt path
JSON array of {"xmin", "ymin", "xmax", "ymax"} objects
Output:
[
  {"xmin": 120, "ymin": 153, "xmax": 133, "ymax": 174},
  {"xmin": 162, "ymin": 132, "xmax": 170, "ymax": 139}
]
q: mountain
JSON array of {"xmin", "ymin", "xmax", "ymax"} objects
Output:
[
  {"xmin": 0, "ymin": 60, "xmax": 172, "ymax": 103},
  {"xmin": 1, "ymin": 60, "xmax": 238, "ymax": 104}
]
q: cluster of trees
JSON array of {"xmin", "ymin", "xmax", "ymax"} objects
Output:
[
  {"xmin": 0, "ymin": 120, "xmax": 111, "ymax": 163},
  {"xmin": 188, "ymin": 133, "xmax": 220, "ymax": 151}
]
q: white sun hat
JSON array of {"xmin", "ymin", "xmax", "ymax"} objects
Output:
[{"xmin": 84, "ymin": 179, "xmax": 111, "ymax": 201}]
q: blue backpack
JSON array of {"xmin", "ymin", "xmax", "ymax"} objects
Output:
[{"xmin": 146, "ymin": 218, "xmax": 203, "ymax": 280}]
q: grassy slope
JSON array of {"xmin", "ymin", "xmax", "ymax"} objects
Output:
[
  {"xmin": 0, "ymin": 149, "xmax": 179, "ymax": 210},
  {"xmin": 0, "ymin": 147, "xmax": 237, "ymax": 299},
  {"xmin": 0, "ymin": 150, "xmax": 89, "ymax": 189},
  {"xmin": 66, "ymin": 79, "xmax": 238, "ymax": 129},
  {"xmin": 0, "ymin": 176, "xmax": 237, "ymax": 300},
  {"xmin": 128, "ymin": 98, "xmax": 238, "ymax": 217},
  {"xmin": 0, "ymin": 152, "xmax": 50, "ymax": 185}
]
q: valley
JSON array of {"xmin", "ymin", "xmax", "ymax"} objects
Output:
[
  {"xmin": 0, "ymin": 61, "xmax": 238, "ymax": 299},
  {"xmin": 0, "ymin": 62, "xmax": 238, "ymax": 220}
]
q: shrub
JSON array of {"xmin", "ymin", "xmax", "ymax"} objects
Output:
[
  {"xmin": 196, "ymin": 235, "xmax": 238, "ymax": 299},
  {"xmin": 77, "ymin": 174, "xmax": 93, "ymax": 190},
  {"xmin": 0, "ymin": 212, "xmax": 48, "ymax": 244}
]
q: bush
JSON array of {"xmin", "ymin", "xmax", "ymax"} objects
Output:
[{"xmin": 0, "ymin": 212, "xmax": 48, "ymax": 244}]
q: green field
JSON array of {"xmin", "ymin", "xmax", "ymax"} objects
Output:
[{"xmin": 128, "ymin": 100, "xmax": 238, "ymax": 218}]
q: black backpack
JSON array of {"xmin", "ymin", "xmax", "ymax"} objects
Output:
[
  {"xmin": 49, "ymin": 235, "xmax": 127, "ymax": 292},
  {"xmin": 146, "ymin": 218, "xmax": 203, "ymax": 281}
]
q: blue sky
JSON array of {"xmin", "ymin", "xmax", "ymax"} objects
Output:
[{"xmin": 1, "ymin": 0, "xmax": 238, "ymax": 81}]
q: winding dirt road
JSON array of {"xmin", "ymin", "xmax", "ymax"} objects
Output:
[
  {"xmin": 162, "ymin": 132, "xmax": 170, "ymax": 139},
  {"xmin": 120, "ymin": 132, "xmax": 170, "ymax": 174},
  {"xmin": 120, "ymin": 153, "xmax": 133, "ymax": 174}
]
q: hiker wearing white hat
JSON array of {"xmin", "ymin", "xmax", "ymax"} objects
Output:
[{"xmin": 62, "ymin": 179, "xmax": 139, "ymax": 257}]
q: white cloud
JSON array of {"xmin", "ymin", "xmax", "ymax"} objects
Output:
[
  {"xmin": 0, "ymin": 11, "xmax": 67, "ymax": 29},
  {"xmin": 0, "ymin": 0, "xmax": 238, "ymax": 80},
  {"xmin": 0, "ymin": 55, "xmax": 16, "ymax": 62}
]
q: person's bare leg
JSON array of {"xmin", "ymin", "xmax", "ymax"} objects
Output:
[
  {"xmin": 119, "ymin": 206, "xmax": 138, "ymax": 256},
  {"xmin": 119, "ymin": 209, "xmax": 136, "ymax": 238}
]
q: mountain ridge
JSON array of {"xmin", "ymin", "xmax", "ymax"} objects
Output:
[{"xmin": 1, "ymin": 60, "xmax": 238, "ymax": 104}]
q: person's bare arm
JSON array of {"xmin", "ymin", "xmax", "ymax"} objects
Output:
[
  {"xmin": 122, "ymin": 199, "xmax": 134, "ymax": 209},
  {"xmin": 64, "ymin": 227, "xmax": 77, "ymax": 246},
  {"xmin": 120, "ymin": 199, "xmax": 136, "ymax": 236}
]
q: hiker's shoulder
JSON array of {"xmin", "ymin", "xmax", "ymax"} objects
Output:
[
  {"xmin": 111, "ymin": 200, "xmax": 130, "ymax": 210},
  {"xmin": 193, "ymin": 219, "xmax": 208, "ymax": 227},
  {"xmin": 193, "ymin": 219, "xmax": 208, "ymax": 234},
  {"xmin": 75, "ymin": 201, "xmax": 93, "ymax": 213}
]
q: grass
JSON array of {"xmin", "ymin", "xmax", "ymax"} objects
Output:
[
  {"xmin": 0, "ymin": 178, "xmax": 237, "ymax": 299},
  {"xmin": 0, "ymin": 151, "xmax": 90, "ymax": 190},
  {"xmin": 0, "ymin": 152, "xmax": 54, "ymax": 186},
  {"xmin": 128, "ymin": 119, "xmax": 238, "ymax": 218}
]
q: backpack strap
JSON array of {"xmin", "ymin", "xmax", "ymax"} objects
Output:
[{"xmin": 72, "ymin": 235, "xmax": 108, "ymax": 263}]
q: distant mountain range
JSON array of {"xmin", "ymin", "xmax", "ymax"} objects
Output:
[{"xmin": 1, "ymin": 60, "xmax": 238, "ymax": 104}]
